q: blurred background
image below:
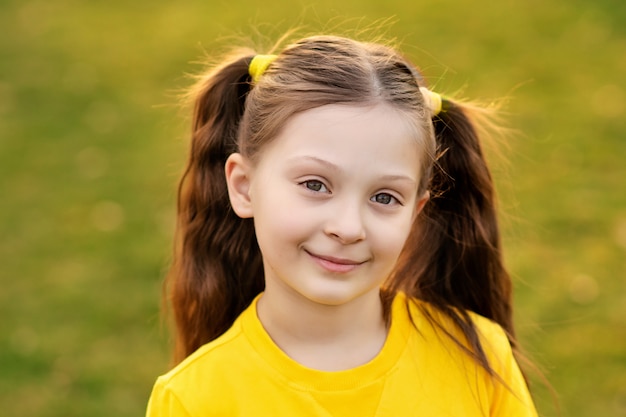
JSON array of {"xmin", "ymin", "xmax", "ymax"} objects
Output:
[{"xmin": 1, "ymin": 0, "xmax": 625, "ymax": 416}]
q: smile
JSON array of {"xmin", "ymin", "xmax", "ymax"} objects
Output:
[{"xmin": 305, "ymin": 250, "xmax": 366, "ymax": 273}]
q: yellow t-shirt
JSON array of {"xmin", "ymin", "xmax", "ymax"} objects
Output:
[{"xmin": 146, "ymin": 293, "xmax": 537, "ymax": 416}]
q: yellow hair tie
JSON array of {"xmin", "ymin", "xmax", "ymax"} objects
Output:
[
  {"xmin": 249, "ymin": 54, "xmax": 278, "ymax": 83},
  {"xmin": 419, "ymin": 87, "xmax": 443, "ymax": 116}
]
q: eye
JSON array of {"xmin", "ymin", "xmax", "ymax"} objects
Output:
[
  {"xmin": 370, "ymin": 193, "xmax": 398, "ymax": 205},
  {"xmin": 301, "ymin": 180, "xmax": 329, "ymax": 193}
]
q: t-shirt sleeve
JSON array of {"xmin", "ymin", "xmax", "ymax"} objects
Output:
[
  {"xmin": 482, "ymin": 322, "xmax": 538, "ymax": 417},
  {"xmin": 146, "ymin": 376, "xmax": 193, "ymax": 417}
]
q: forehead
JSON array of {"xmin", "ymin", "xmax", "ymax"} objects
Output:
[
  {"xmin": 266, "ymin": 103, "xmax": 420, "ymax": 154},
  {"xmin": 255, "ymin": 103, "xmax": 424, "ymax": 178}
]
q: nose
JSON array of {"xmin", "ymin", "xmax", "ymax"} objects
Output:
[{"xmin": 323, "ymin": 199, "xmax": 366, "ymax": 244}]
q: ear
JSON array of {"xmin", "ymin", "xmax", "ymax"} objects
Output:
[
  {"xmin": 225, "ymin": 153, "xmax": 254, "ymax": 218},
  {"xmin": 413, "ymin": 191, "xmax": 430, "ymax": 221}
]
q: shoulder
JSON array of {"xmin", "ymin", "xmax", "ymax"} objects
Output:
[
  {"xmin": 147, "ymin": 319, "xmax": 247, "ymax": 417},
  {"xmin": 396, "ymin": 294, "xmax": 515, "ymax": 385},
  {"xmin": 398, "ymin": 294, "xmax": 537, "ymax": 416},
  {"xmin": 163, "ymin": 321, "xmax": 244, "ymax": 383},
  {"xmin": 400, "ymin": 294, "xmax": 510, "ymax": 355}
]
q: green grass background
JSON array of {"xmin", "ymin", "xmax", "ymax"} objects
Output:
[{"xmin": 2, "ymin": 0, "xmax": 625, "ymax": 416}]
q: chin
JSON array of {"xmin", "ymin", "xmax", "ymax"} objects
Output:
[{"xmin": 298, "ymin": 285, "xmax": 380, "ymax": 307}]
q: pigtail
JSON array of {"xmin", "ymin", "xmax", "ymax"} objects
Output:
[
  {"xmin": 391, "ymin": 98, "xmax": 515, "ymax": 375},
  {"xmin": 168, "ymin": 51, "xmax": 264, "ymax": 364},
  {"xmin": 429, "ymin": 100, "xmax": 513, "ymax": 333}
]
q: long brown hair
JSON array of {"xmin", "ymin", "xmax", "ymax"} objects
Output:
[
  {"xmin": 388, "ymin": 99, "xmax": 515, "ymax": 376},
  {"xmin": 168, "ymin": 35, "xmax": 518, "ymax": 378}
]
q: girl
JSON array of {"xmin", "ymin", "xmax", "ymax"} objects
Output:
[{"xmin": 147, "ymin": 35, "xmax": 538, "ymax": 416}]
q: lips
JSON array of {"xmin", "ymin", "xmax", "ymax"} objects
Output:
[{"xmin": 305, "ymin": 250, "xmax": 366, "ymax": 273}]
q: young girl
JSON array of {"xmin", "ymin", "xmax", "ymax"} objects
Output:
[{"xmin": 146, "ymin": 35, "xmax": 538, "ymax": 416}]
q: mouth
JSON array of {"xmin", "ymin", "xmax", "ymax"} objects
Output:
[{"xmin": 305, "ymin": 250, "xmax": 366, "ymax": 273}]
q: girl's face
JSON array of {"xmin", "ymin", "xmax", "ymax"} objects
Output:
[{"xmin": 226, "ymin": 103, "xmax": 428, "ymax": 308}]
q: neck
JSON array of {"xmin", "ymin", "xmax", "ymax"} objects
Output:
[{"xmin": 256, "ymin": 287, "xmax": 387, "ymax": 371}]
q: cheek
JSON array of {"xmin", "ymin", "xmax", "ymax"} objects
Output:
[
  {"xmin": 251, "ymin": 188, "xmax": 313, "ymax": 246},
  {"xmin": 373, "ymin": 214, "xmax": 414, "ymax": 259}
]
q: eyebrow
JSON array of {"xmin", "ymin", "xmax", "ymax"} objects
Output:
[
  {"xmin": 285, "ymin": 155, "xmax": 417, "ymax": 185},
  {"xmin": 286, "ymin": 155, "xmax": 341, "ymax": 172}
]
